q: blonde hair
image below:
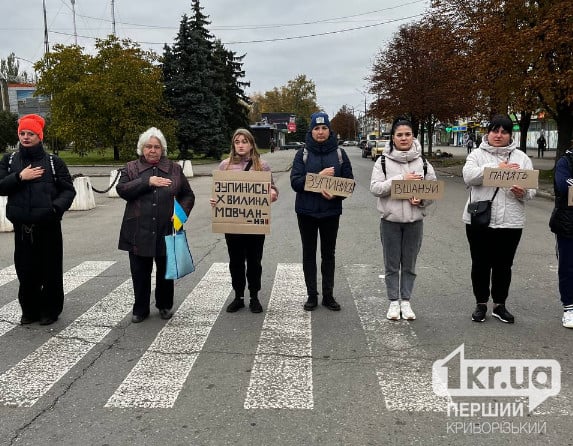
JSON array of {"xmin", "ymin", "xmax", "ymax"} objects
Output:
[
  {"xmin": 226, "ymin": 128, "xmax": 262, "ymax": 171},
  {"xmin": 136, "ymin": 127, "xmax": 168, "ymax": 156}
]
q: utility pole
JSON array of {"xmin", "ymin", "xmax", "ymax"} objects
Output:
[
  {"xmin": 71, "ymin": 0, "xmax": 77, "ymax": 45},
  {"xmin": 111, "ymin": 0, "xmax": 116, "ymax": 36},
  {"xmin": 43, "ymin": 0, "xmax": 49, "ymax": 57}
]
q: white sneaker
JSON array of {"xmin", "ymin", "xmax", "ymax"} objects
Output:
[
  {"xmin": 400, "ymin": 301, "xmax": 416, "ymax": 320},
  {"xmin": 387, "ymin": 301, "xmax": 401, "ymax": 320},
  {"xmin": 563, "ymin": 311, "xmax": 573, "ymax": 328}
]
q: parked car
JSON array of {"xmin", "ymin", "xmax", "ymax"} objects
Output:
[
  {"xmin": 370, "ymin": 139, "xmax": 390, "ymax": 161},
  {"xmin": 343, "ymin": 140, "xmax": 358, "ymax": 146},
  {"xmin": 281, "ymin": 141, "xmax": 305, "ymax": 150}
]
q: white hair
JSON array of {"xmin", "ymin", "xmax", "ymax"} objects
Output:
[{"xmin": 136, "ymin": 127, "xmax": 168, "ymax": 156}]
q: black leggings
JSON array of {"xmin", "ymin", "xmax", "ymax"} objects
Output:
[{"xmin": 225, "ymin": 233, "xmax": 265, "ymax": 297}]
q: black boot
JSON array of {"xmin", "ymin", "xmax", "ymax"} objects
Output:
[
  {"xmin": 304, "ymin": 295, "xmax": 318, "ymax": 311},
  {"xmin": 322, "ymin": 295, "xmax": 341, "ymax": 311},
  {"xmin": 226, "ymin": 297, "xmax": 245, "ymax": 313},
  {"xmin": 249, "ymin": 297, "xmax": 263, "ymax": 313}
]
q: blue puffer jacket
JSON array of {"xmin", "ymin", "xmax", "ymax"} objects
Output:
[{"xmin": 290, "ymin": 131, "xmax": 354, "ymax": 218}]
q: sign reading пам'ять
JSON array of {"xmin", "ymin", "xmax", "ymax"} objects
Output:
[
  {"xmin": 304, "ymin": 173, "xmax": 355, "ymax": 197},
  {"xmin": 482, "ymin": 167, "xmax": 539, "ymax": 188},
  {"xmin": 390, "ymin": 180, "xmax": 445, "ymax": 200},
  {"xmin": 212, "ymin": 170, "xmax": 271, "ymax": 234}
]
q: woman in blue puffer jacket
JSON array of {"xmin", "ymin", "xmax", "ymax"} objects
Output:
[{"xmin": 290, "ymin": 112, "xmax": 354, "ymax": 311}]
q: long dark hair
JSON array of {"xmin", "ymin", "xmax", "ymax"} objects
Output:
[{"xmin": 388, "ymin": 117, "xmax": 413, "ymax": 152}]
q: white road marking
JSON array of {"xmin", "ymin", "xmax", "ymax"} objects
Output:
[
  {"xmin": 244, "ymin": 263, "xmax": 312, "ymax": 409},
  {"xmin": 0, "ymin": 261, "xmax": 116, "ymax": 337},
  {"xmin": 0, "ymin": 278, "xmax": 132, "ymax": 407},
  {"xmin": 345, "ymin": 264, "xmax": 450, "ymax": 412},
  {"xmin": 105, "ymin": 263, "xmax": 232, "ymax": 409},
  {"xmin": 0, "ymin": 265, "xmax": 17, "ymax": 287}
]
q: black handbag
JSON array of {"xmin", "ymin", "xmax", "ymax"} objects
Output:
[{"xmin": 467, "ymin": 188, "xmax": 499, "ymax": 227}]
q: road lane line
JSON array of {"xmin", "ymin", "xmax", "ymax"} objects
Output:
[
  {"xmin": 0, "ymin": 265, "xmax": 17, "ymax": 287},
  {"xmin": 105, "ymin": 262, "xmax": 232, "ymax": 409},
  {"xmin": 345, "ymin": 264, "xmax": 450, "ymax": 412},
  {"xmin": 244, "ymin": 263, "xmax": 312, "ymax": 409},
  {"xmin": 0, "ymin": 261, "xmax": 116, "ymax": 338},
  {"xmin": 0, "ymin": 277, "xmax": 132, "ymax": 407}
]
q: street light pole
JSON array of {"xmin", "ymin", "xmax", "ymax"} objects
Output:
[{"xmin": 71, "ymin": 0, "xmax": 78, "ymax": 45}]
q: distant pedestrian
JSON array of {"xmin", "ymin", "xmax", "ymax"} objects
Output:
[
  {"xmin": 549, "ymin": 146, "xmax": 573, "ymax": 328},
  {"xmin": 210, "ymin": 128, "xmax": 278, "ymax": 314},
  {"xmin": 290, "ymin": 111, "xmax": 354, "ymax": 311},
  {"xmin": 462, "ymin": 115, "xmax": 536, "ymax": 324},
  {"xmin": 117, "ymin": 127, "xmax": 195, "ymax": 323},
  {"xmin": 370, "ymin": 118, "xmax": 437, "ymax": 321},
  {"xmin": 0, "ymin": 114, "xmax": 76, "ymax": 325},
  {"xmin": 537, "ymin": 133, "xmax": 547, "ymax": 158},
  {"xmin": 466, "ymin": 138, "xmax": 474, "ymax": 154}
]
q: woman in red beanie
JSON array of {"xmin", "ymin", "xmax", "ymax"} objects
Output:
[{"xmin": 0, "ymin": 114, "xmax": 76, "ymax": 325}]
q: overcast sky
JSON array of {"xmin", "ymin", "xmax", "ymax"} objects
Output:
[{"xmin": 1, "ymin": 0, "xmax": 430, "ymax": 118}]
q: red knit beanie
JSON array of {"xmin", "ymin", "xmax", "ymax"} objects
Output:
[{"xmin": 18, "ymin": 114, "xmax": 45, "ymax": 141}]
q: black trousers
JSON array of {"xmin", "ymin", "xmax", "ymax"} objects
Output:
[
  {"xmin": 297, "ymin": 214, "xmax": 340, "ymax": 298},
  {"xmin": 14, "ymin": 221, "xmax": 64, "ymax": 320},
  {"xmin": 225, "ymin": 233, "xmax": 265, "ymax": 297},
  {"xmin": 466, "ymin": 225, "xmax": 522, "ymax": 305},
  {"xmin": 128, "ymin": 253, "xmax": 173, "ymax": 316}
]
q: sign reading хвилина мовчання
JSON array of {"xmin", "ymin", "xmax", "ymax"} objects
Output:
[{"xmin": 212, "ymin": 170, "xmax": 272, "ymax": 235}]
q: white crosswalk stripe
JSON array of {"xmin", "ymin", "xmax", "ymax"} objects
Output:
[
  {"xmin": 0, "ymin": 277, "xmax": 132, "ymax": 407},
  {"xmin": 105, "ymin": 262, "xmax": 232, "ymax": 408},
  {"xmin": 244, "ymin": 263, "xmax": 312, "ymax": 409},
  {"xmin": 345, "ymin": 264, "xmax": 451, "ymax": 412},
  {"xmin": 0, "ymin": 261, "xmax": 116, "ymax": 337}
]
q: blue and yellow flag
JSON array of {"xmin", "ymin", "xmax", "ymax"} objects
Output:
[{"xmin": 173, "ymin": 199, "xmax": 187, "ymax": 231}]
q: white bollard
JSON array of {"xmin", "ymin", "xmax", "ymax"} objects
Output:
[
  {"xmin": 0, "ymin": 196, "xmax": 14, "ymax": 232},
  {"xmin": 178, "ymin": 160, "xmax": 194, "ymax": 178},
  {"xmin": 108, "ymin": 169, "xmax": 121, "ymax": 198},
  {"xmin": 70, "ymin": 176, "xmax": 96, "ymax": 211}
]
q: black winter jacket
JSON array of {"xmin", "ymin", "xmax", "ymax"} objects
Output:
[
  {"xmin": 290, "ymin": 131, "xmax": 353, "ymax": 218},
  {"xmin": 0, "ymin": 144, "xmax": 76, "ymax": 224},
  {"xmin": 117, "ymin": 157, "xmax": 195, "ymax": 257}
]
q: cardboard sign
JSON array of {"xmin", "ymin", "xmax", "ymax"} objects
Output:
[
  {"xmin": 212, "ymin": 170, "xmax": 271, "ymax": 234},
  {"xmin": 482, "ymin": 167, "xmax": 539, "ymax": 188},
  {"xmin": 390, "ymin": 180, "xmax": 445, "ymax": 200},
  {"xmin": 304, "ymin": 173, "xmax": 355, "ymax": 197},
  {"xmin": 569, "ymin": 187, "xmax": 573, "ymax": 206}
]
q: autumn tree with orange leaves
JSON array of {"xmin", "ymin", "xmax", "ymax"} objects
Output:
[
  {"xmin": 431, "ymin": 0, "xmax": 573, "ymax": 159},
  {"xmin": 368, "ymin": 17, "xmax": 476, "ymax": 154}
]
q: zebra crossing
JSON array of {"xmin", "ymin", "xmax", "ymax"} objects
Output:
[{"xmin": 0, "ymin": 260, "xmax": 565, "ymax": 414}]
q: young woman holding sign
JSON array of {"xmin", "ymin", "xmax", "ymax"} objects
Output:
[
  {"xmin": 462, "ymin": 115, "xmax": 535, "ymax": 324},
  {"xmin": 290, "ymin": 112, "xmax": 354, "ymax": 312},
  {"xmin": 210, "ymin": 128, "xmax": 278, "ymax": 313},
  {"xmin": 369, "ymin": 118, "xmax": 437, "ymax": 321}
]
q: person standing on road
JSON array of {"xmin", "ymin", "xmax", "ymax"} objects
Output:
[
  {"xmin": 549, "ymin": 147, "xmax": 573, "ymax": 328},
  {"xmin": 117, "ymin": 127, "xmax": 195, "ymax": 323},
  {"xmin": 210, "ymin": 128, "xmax": 278, "ymax": 314},
  {"xmin": 290, "ymin": 111, "xmax": 354, "ymax": 311},
  {"xmin": 463, "ymin": 115, "xmax": 536, "ymax": 324},
  {"xmin": 370, "ymin": 118, "xmax": 437, "ymax": 321},
  {"xmin": 466, "ymin": 137, "xmax": 474, "ymax": 154},
  {"xmin": 0, "ymin": 114, "xmax": 76, "ymax": 325},
  {"xmin": 537, "ymin": 133, "xmax": 547, "ymax": 159}
]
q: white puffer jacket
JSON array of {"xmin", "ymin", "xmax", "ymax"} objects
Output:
[
  {"xmin": 370, "ymin": 139, "xmax": 437, "ymax": 223},
  {"xmin": 462, "ymin": 138, "xmax": 536, "ymax": 228}
]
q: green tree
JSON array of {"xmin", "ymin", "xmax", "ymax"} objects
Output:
[
  {"xmin": 0, "ymin": 110, "xmax": 18, "ymax": 152},
  {"xmin": 0, "ymin": 53, "xmax": 30, "ymax": 82},
  {"xmin": 212, "ymin": 40, "xmax": 251, "ymax": 140},
  {"xmin": 250, "ymin": 75, "xmax": 319, "ymax": 122},
  {"xmin": 163, "ymin": 0, "xmax": 225, "ymax": 159},
  {"xmin": 35, "ymin": 37, "xmax": 174, "ymax": 160}
]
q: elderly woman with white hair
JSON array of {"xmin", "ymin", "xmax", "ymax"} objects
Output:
[{"xmin": 117, "ymin": 127, "xmax": 195, "ymax": 323}]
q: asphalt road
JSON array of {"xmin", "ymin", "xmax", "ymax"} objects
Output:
[{"xmin": 0, "ymin": 146, "xmax": 570, "ymax": 446}]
